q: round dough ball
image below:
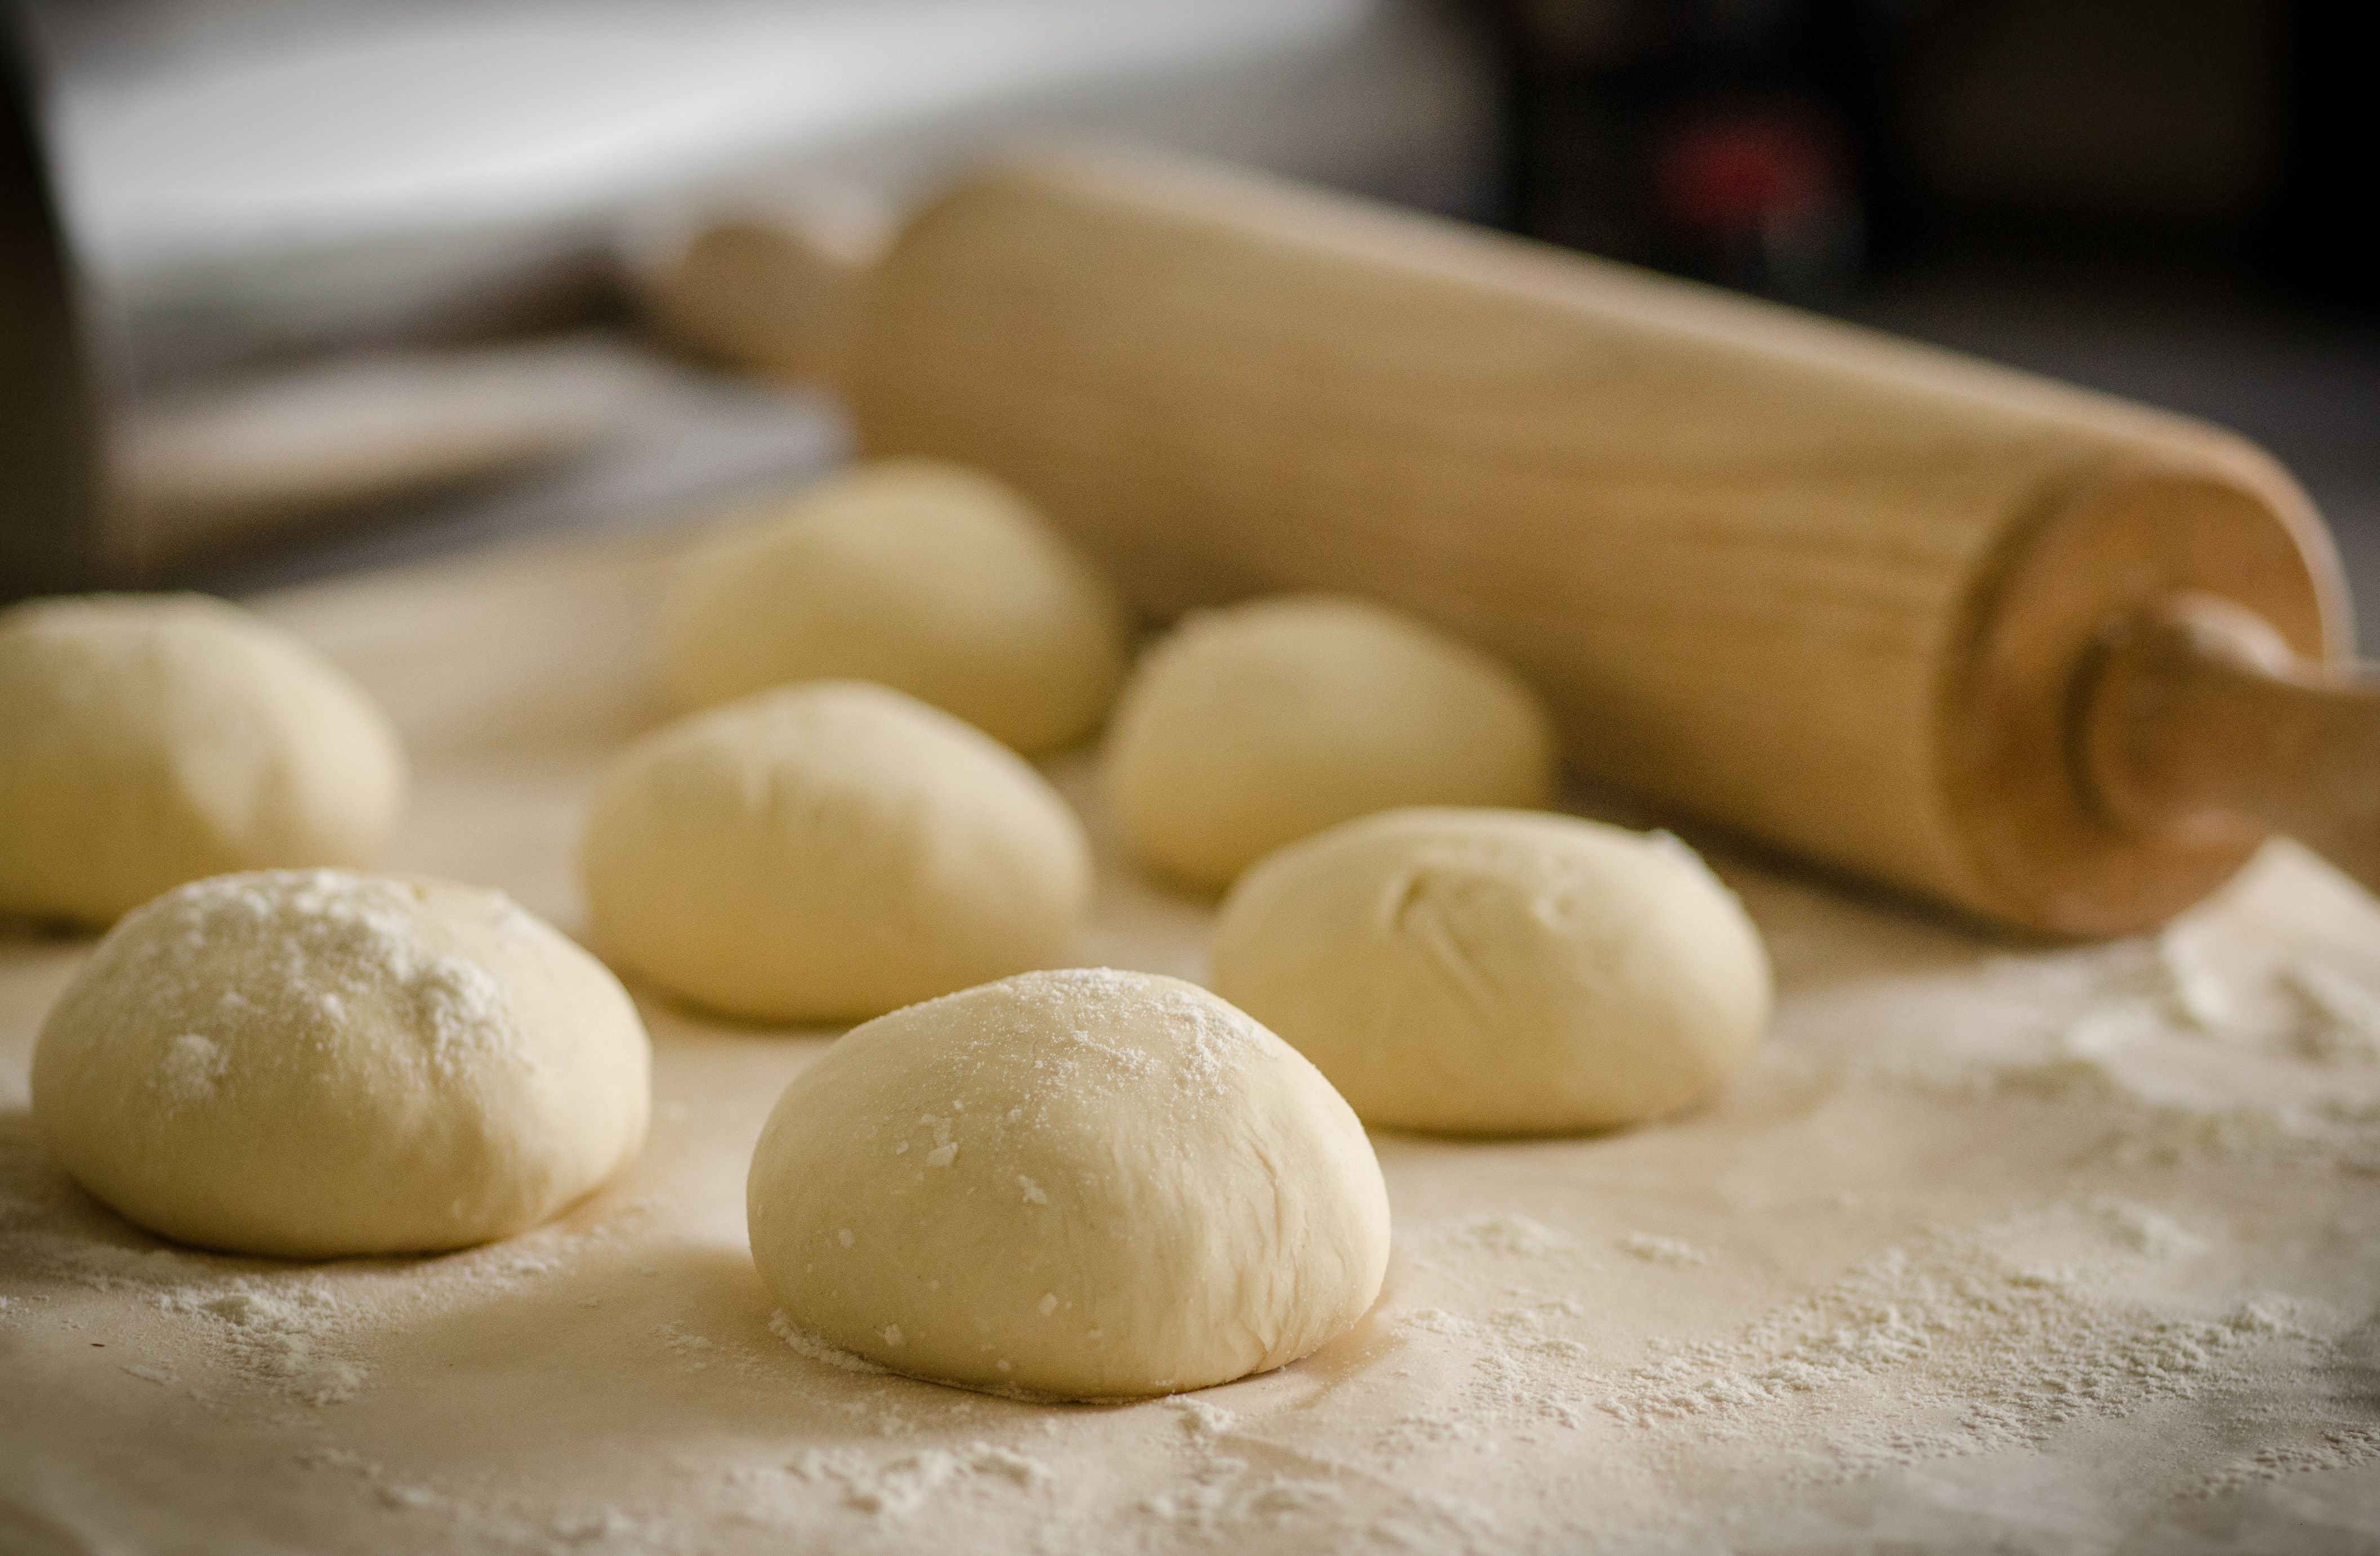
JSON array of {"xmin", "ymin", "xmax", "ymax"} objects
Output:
[
  {"xmin": 747, "ymin": 968, "xmax": 1388, "ymax": 1399},
  {"xmin": 660, "ymin": 459, "xmax": 1129, "ymax": 754},
  {"xmin": 1104, "ymin": 595, "xmax": 1557, "ymax": 889},
  {"xmin": 0, "ymin": 595, "xmax": 407, "ymax": 927},
  {"xmin": 581, "ymin": 681, "xmax": 1091, "ymax": 1023},
  {"xmin": 1212, "ymin": 808, "xmax": 1770, "ymax": 1134},
  {"xmin": 31, "ymin": 870, "xmax": 650, "ymax": 1258}
]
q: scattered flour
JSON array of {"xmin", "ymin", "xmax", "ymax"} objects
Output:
[
  {"xmin": 2280, "ymin": 962, "xmax": 2380, "ymax": 1064},
  {"xmin": 790, "ymin": 1441, "xmax": 1055, "ymax": 1517},
  {"xmin": 1443, "ymin": 1214, "xmax": 1572, "ymax": 1256},
  {"xmin": 1171, "ymin": 1396, "xmax": 1236, "ymax": 1441},
  {"xmin": 155, "ymin": 1281, "xmax": 373, "ymax": 1404},
  {"xmin": 1619, "ymin": 1232, "xmax": 1709, "ymax": 1267},
  {"xmin": 1592, "ymin": 1215, "xmax": 2316, "ymax": 1474},
  {"xmin": 0, "ymin": 1113, "xmax": 650, "ymax": 1410},
  {"xmin": 0, "ymin": 1148, "xmax": 382, "ymax": 1409},
  {"xmin": 768, "ymin": 1310, "xmax": 888, "ymax": 1376},
  {"xmin": 2092, "ymin": 1199, "xmax": 2207, "ymax": 1260},
  {"xmin": 2190, "ymin": 1424, "xmax": 2380, "ymax": 1497},
  {"xmin": 8, "ymin": 837, "xmax": 2380, "ymax": 1551},
  {"xmin": 1146, "ymin": 1389, "xmax": 1504, "ymax": 1545},
  {"xmin": 657, "ymin": 1322, "xmax": 715, "ymax": 1370},
  {"xmin": 550, "ymin": 1507, "xmax": 654, "ymax": 1545}
]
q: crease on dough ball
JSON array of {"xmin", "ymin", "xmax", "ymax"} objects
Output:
[
  {"xmin": 30, "ymin": 870, "xmax": 650, "ymax": 1258},
  {"xmin": 1102, "ymin": 594, "xmax": 1557, "ymax": 889},
  {"xmin": 660, "ymin": 459, "xmax": 1130, "ymax": 755},
  {"xmin": 0, "ymin": 594, "xmax": 407, "ymax": 927},
  {"xmin": 747, "ymin": 968, "xmax": 1390, "ymax": 1401},
  {"xmin": 1212, "ymin": 807, "xmax": 1771, "ymax": 1135},
  {"xmin": 580, "ymin": 681, "xmax": 1092, "ymax": 1023}
]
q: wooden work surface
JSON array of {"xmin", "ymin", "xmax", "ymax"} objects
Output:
[{"xmin": 4, "ymin": 530, "xmax": 2378, "ymax": 1554}]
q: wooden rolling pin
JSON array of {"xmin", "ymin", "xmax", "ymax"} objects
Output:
[{"xmin": 644, "ymin": 148, "xmax": 2373, "ymax": 939}]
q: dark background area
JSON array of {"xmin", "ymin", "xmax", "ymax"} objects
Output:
[
  {"xmin": 1488, "ymin": 0, "xmax": 2372, "ymax": 313},
  {"xmin": 1481, "ymin": 0, "xmax": 2380, "ymax": 616}
]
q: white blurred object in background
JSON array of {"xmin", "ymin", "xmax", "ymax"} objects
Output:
[{"xmin": 26, "ymin": 0, "xmax": 1495, "ymax": 378}]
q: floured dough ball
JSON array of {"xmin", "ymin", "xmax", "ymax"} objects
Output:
[
  {"xmin": 747, "ymin": 968, "xmax": 1388, "ymax": 1399},
  {"xmin": 0, "ymin": 595, "xmax": 407, "ymax": 927},
  {"xmin": 30, "ymin": 870, "xmax": 650, "ymax": 1258},
  {"xmin": 1212, "ymin": 808, "xmax": 1770, "ymax": 1134},
  {"xmin": 660, "ymin": 459, "xmax": 1129, "ymax": 754},
  {"xmin": 1104, "ymin": 595, "xmax": 1557, "ymax": 889},
  {"xmin": 581, "ymin": 681, "xmax": 1091, "ymax": 1023}
]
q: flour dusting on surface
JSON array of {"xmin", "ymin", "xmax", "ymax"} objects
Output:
[
  {"xmin": 7, "ymin": 743, "xmax": 2380, "ymax": 1553},
  {"xmin": 1443, "ymin": 1214, "xmax": 1572, "ymax": 1256},
  {"xmin": 1618, "ymin": 1232, "xmax": 1709, "ymax": 1267},
  {"xmin": 789, "ymin": 1441, "xmax": 1056, "ymax": 1517},
  {"xmin": 769, "ymin": 1310, "xmax": 889, "ymax": 1376}
]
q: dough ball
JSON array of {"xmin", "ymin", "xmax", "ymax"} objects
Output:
[
  {"xmin": 30, "ymin": 870, "xmax": 650, "ymax": 1258},
  {"xmin": 581, "ymin": 681, "xmax": 1091, "ymax": 1023},
  {"xmin": 1212, "ymin": 808, "xmax": 1770, "ymax": 1134},
  {"xmin": 1104, "ymin": 595, "xmax": 1557, "ymax": 888},
  {"xmin": 660, "ymin": 460, "xmax": 1129, "ymax": 754},
  {"xmin": 0, "ymin": 595, "xmax": 407, "ymax": 928},
  {"xmin": 747, "ymin": 968, "xmax": 1388, "ymax": 1399}
]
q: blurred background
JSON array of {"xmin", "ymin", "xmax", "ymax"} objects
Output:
[{"xmin": 3, "ymin": 0, "xmax": 2374, "ymax": 616}]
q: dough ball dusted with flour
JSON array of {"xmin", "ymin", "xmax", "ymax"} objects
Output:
[
  {"xmin": 31, "ymin": 871, "xmax": 650, "ymax": 1258},
  {"xmin": 660, "ymin": 460, "xmax": 1129, "ymax": 754},
  {"xmin": 581, "ymin": 681, "xmax": 1092, "ymax": 1023},
  {"xmin": 1213, "ymin": 809, "xmax": 1770, "ymax": 1134},
  {"xmin": 1104, "ymin": 595, "xmax": 1557, "ymax": 889},
  {"xmin": 0, "ymin": 595, "xmax": 405, "ymax": 927},
  {"xmin": 748, "ymin": 969, "xmax": 1388, "ymax": 1399}
]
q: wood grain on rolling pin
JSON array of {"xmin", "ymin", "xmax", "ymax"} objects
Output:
[{"xmin": 837, "ymin": 148, "xmax": 2344, "ymax": 938}]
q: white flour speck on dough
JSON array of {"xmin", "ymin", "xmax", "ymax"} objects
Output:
[{"xmin": 155, "ymin": 1034, "xmax": 226, "ymax": 1105}]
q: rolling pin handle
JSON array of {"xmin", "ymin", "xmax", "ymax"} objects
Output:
[
  {"xmin": 2080, "ymin": 592, "xmax": 2380, "ymax": 896},
  {"xmin": 629, "ymin": 194, "xmax": 892, "ymax": 385}
]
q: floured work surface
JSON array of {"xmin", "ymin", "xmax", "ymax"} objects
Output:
[{"xmin": 4, "ymin": 533, "xmax": 2377, "ymax": 1555}]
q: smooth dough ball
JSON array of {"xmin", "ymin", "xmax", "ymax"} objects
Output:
[
  {"xmin": 31, "ymin": 870, "xmax": 650, "ymax": 1258},
  {"xmin": 747, "ymin": 968, "xmax": 1389, "ymax": 1399},
  {"xmin": 0, "ymin": 595, "xmax": 407, "ymax": 927},
  {"xmin": 581, "ymin": 681, "xmax": 1091, "ymax": 1023},
  {"xmin": 660, "ymin": 459, "xmax": 1129, "ymax": 754},
  {"xmin": 1212, "ymin": 808, "xmax": 1770, "ymax": 1134},
  {"xmin": 1104, "ymin": 595, "xmax": 1557, "ymax": 889}
]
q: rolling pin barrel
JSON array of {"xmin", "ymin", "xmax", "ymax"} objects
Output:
[{"xmin": 700, "ymin": 149, "xmax": 2362, "ymax": 937}]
